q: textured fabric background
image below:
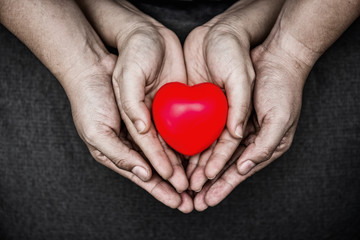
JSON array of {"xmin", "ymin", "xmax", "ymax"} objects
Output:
[{"xmin": 1, "ymin": 1, "xmax": 359, "ymax": 240}]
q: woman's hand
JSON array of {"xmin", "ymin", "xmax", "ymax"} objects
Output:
[
  {"xmin": 193, "ymin": 43, "xmax": 309, "ymax": 211},
  {"xmin": 184, "ymin": 0, "xmax": 285, "ymax": 193},
  {"xmin": 191, "ymin": 0, "xmax": 359, "ymax": 210}
]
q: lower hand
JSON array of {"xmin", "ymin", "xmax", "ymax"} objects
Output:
[
  {"xmin": 68, "ymin": 55, "xmax": 193, "ymax": 213},
  {"xmin": 184, "ymin": 17, "xmax": 255, "ymax": 192},
  {"xmin": 193, "ymin": 39, "xmax": 312, "ymax": 210}
]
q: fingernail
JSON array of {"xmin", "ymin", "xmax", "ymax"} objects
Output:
[
  {"xmin": 132, "ymin": 166, "xmax": 149, "ymax": 181},
  {"xmin": 235, "ymin": 125, "xmax": 243, "ymax": 138},
  {"xmin": 208, "ymin": 175, "xmax": 216, "ymax": 180},
  {"xmin": 239, "ymin": 160, "xmax": 255, "ymax": 175},
  {"xmin": 134, "ymin": 120, "xmax": 146, "ymax": 133}
]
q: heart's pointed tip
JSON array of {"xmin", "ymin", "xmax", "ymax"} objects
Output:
[{"xmin": 176, "ymin": 148, "xmax": 205, "ymax": 157}]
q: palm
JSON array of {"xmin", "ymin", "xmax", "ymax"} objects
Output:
[
  {"xmin": 184, "ymin": 26, "xmax": 252, "ymax": 87},
  {"xmin": 145, "ymin": 28, "xmax": 188, "ymax": 106},
  {"xmin": 184, "ymin": 24, "xmax": 254, "ymax": 192}
]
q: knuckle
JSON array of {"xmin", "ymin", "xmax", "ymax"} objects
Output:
[
  {"xmin": 83, "ymin": 127, "xmax": 100, "ymax": 146},
  {"xmin": 217, "ymin": 137, "xmax": 238, "ymax": 148},
  {"xmin": 211, "ymin": 151, "xmax": 231, "ymax": 164},
  {"xmin": 258, "ymin": 147, "xmax": 273, "ymax": 161},
  {"xmin": 82, "ymin": 124, "xmax": 113, "ymax": 146},
  {"xmin": 267, "ymin": 111, "xmax": 292, "ymax": 128},
  {"xmin": 90, "ymin": 150, "xmax": 108, "ymax": 164},
  {"xmin": 282, "ymin": 141, "xmax": 292, "ymax": 152},
  {"xmin": 280, "ymin": 141, "xmax": 292, "ymax": 153},
  {"xmin": 112, "ymin": 156, "xmax": 129, "ymax": 169},
  {"xmin": 278, "ymin": 113, "xmax": 292, "ymax": 125},
  {"xmin": 277, "ymin": 136, "xmax": 294, "ymax": 153},
  {"xmin": 121, "ymin": 100, "xmax": 138, "ymax": 115}
]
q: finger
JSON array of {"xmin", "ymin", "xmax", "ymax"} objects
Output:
[
  {"xmin": 237, "ymin": 116, "xmax": 288, "ymax": 175},
  {"xmin": 159, "ymin": 134, "xmax": 189, "ymax": 193},
  {"xmin": 186, "ymin": 154, "xmax": 200, "ymax": 179},
  {"xmin": 224, "ymin": 66, "xmax": 254, "ymax": 140},
  {"xmin": 205, "ymin": 148, "xmax": 283, "ymax": 207},
  {"xmin": 99, "ymin": 155, "xmax": 182, "ymax": 209},
  {"xmin": 186, "ymin": 142, "xmax": 215, "ymax": 179},
  {"xmin": 177, "ymin": 192, "xmax": 194, "ymax": 214},
  {"xmin": 205, "ymin": 164, "xmax": 245, "ymax": 207},
  {"xmin": 204, "ymin": 119, "xmax": 257, "ymax": 179},
  {"xmin": 242, "ymin": 133, "xmax": 256, "ymax": 147},
  {"xmin": 87, "ymin": 133, "xmax": 152, "ymax": 182},
  {"xmin": 120, "ymin": 109, "xmax": 174, "ymax": 180},
  {"xmin": 158, "ymin": 29, "xmax": 188, "ymax": 85},
  {"xmin": 189, "ymin": 145, "xmax": 215, "ymax": 192},
  {"xmin": 115, "ymin": 62, "xmax": 151, "ymax": 134},
  {"xmin": 205, "ymin": 129, "xmax": 240, "ymax": 180},
  {"xmin": 200, "ymin": 144, "xmax": 245, "ymax": 207},
  {"xmin": 194, "ymin": 183, "xmax": 212, "ymax": 212}
]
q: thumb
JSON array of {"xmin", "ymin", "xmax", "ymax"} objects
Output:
[
  {"xmin": 236, "ymin": 115, "xmax": 287, "ymax": 175},
  {"xmin": 115, "ymin": 65, "xmax": 151, "ymax": 134},
  {"xmin": 224, "ymin": 67, "xmax": 254, "ymax": 139}
]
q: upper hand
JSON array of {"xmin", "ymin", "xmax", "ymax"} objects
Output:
[
  {"xmin": 112, "ymin": 21, "xmax": 189, "ymax": 192},
  {"xmin": 184, "ymin": 17, "xmax": 254, "ymax": 192},
  {"xmin": 77, "ymin": 0, "xmax": 189, "ymax": 192}
]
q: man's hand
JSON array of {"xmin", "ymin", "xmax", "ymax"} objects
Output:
[
  {"xmin": 192, "ymin": 0, "xmax": 360, "ymax": 211},
  {"xmin": 192, "ymin": 43, "xmax": 309, "ymax": 210},
  {"xmin": 77, "ymin": 0, "xmax": 189, "ymax": 192}
]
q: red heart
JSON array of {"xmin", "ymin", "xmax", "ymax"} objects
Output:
[{"xmin": 152, "ymin": 82, "xmax": 228, "ymax": 156}]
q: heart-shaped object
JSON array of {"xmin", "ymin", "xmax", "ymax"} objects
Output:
[{"xmin": 152, "ymin": 82, "xmax": 228, "ymax": 156}]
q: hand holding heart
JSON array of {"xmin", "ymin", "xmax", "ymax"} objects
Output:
[
  {"xmin": 76, "ymin": 0, "xmax": 304, "ymax": 213},
  {"xmin": 76, "ymin": 0, "xmax": 194, "ymax": 212},
  {"xmin": 3, "ymin": 0, "xmax": 356, "ymax": 215}
]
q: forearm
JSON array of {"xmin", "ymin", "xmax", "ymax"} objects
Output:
[
  {"xmin": 0, "ymin": 0, "xmax": 109, "ymax": 86},
  {"xmin": 212, "ymin": 0, "xmax": 285, "ymax": 45},
  {"xmin": 263, "ymin": 0, "xmax": 360, "ymax": 66},
  {"xmin": 76, "ymin": 0, "xmax": 159, "ymax": 48}
]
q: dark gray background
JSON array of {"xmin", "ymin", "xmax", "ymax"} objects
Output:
[{"xmin": 1, "ymin": 1, "xmax": 359, "ymax": 239}]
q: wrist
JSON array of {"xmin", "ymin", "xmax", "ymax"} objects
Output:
[
  {"xmin": 261, "ymin": 20, "xmax": 320, "ymax": 69},
  {"xmin": 78, "ymin": 0, "xmax": 165, "ymax": 48},
  {"xmin": 204, "ymin": 15, "xmax": 251, "ymax": 51},
  {"xmin": 115, "ymin": 19, "xmax": 165, "ymax": 49},
  {"xmin": 60, "ymin": 52, "xmax": 116, "ymax": 96},
  {"xmin": 205, "ymin": 0, "xmax": 285, "ymax": 45}
]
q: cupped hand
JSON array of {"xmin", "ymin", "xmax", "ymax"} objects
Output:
[
  {"xmin": 77, "ymin": 0, "xmax": 189, "ymax": 192},
  {"xmin": 68, "ymin": 55, "xmax": 193, "ymax": 213},
  {"xmin": 192, "ymin": 41, "xmax": 312, "ymax": 211},
  {"xmin": 184, "ymin": 18, "xmax": 255, "ymax": 192},
  {"xmin": 184, "ymin": 0, "xmax": 286, "ymax": 194},
  {"xmin": 112, "ymin": 22, "xmax": 189, "ymax": 192}
]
